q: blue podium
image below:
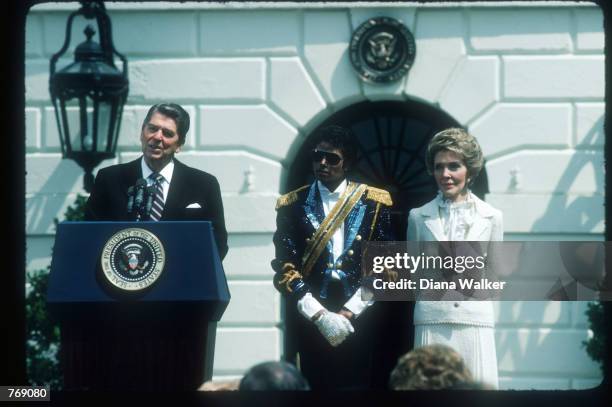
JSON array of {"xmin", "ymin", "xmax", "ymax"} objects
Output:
[{"xmin": 48, "ymin": 221, "xmax": 230, "ymax": 391}]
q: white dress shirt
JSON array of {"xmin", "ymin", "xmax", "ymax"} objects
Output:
[
  {"xmin": 318, "ymin": 180, "xmax": 346, "ymax": 278},
  {"xmin": 297, "ymin": 180, "xmax": 372, "ymax": 320},
  {"xmin": 141, "ymin": 157, "xmax": 174, "ymax": 202}
]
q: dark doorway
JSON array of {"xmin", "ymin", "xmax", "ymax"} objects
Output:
[
  {"xmin": 287, "ymin": 100, "xmax": 489, "ymax": 240},
  {"xmin": 281, "ymin": 101, "xmax": 489, "ymax": 384}
]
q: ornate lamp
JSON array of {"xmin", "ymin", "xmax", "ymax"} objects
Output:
[{"xmin": 49, "ymin": 1, "xmax": 128, "ymax": 192}]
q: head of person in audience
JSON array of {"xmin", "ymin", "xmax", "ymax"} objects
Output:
[
  {"xmin": 199, "ymin": 379, "xmax": 240, "ymax": 391},
  {"xmin": 389, "ymin": 344, "xmax": 473, "ymax": 390},
  {"xmin": 239, "ymin": 361, "xmax": 310, "ymax": 391}
]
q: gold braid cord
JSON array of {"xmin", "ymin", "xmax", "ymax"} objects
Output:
[
  {"xmin": 366, "ymin": 185, "xmax": 391, "ymax": 240},
  {"xmin": 368, "ymin": 202, "xmax": 381, "ymax": 241},
  {"xmin": 301, "ymin": 182, "xmax": 368, "ymax": 278},
  {"xmin": 277, "ymin": 266, "xmax": 303, "ymax": 293},
  {"xmin": 362, "ymin": 202, "xmax": 383, "ymax": 278},
  {"xmin": 281, "ymin": 263, "xmax": 296, "ymax": 273}
]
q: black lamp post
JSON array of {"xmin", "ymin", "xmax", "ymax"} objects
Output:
[{"xmin": 49, "ymin": 1, "xmax": 128, "ymax": 192}]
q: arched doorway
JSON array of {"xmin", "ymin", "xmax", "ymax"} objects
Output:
[
  {"xmin": 281, "ymin": 100, "xmax": 490, "ymax": 381},
  {"xmin": 287, "ymin": 100, "xmax": 489, "ymax": 240}
]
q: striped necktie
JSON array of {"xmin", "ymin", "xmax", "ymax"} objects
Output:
[{"xmin": 149, "ymin": 173, "xmax": 165, "ymax": 221}]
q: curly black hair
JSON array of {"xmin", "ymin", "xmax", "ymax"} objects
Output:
[{"xmin": 309, "ymin": 124, "xmax": 357, "ymax": 166}]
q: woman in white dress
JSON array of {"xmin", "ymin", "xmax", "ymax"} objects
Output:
[{"xmin": 406, "ymin": 128, "xmax": 502, "ymax": 388}]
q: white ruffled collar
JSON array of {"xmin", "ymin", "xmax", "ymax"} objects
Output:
[
  {"xmin": 436, "ymin": 190, "xmax": 475, "ymax": 209},
  {"xmin": 436, "ymin": 190, "xmax": 476, "ymax": 239}
]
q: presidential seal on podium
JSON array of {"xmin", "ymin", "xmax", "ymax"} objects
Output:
[{"xmin": 100, "ymin": 228, "xmax": 166, "ymax": 291}]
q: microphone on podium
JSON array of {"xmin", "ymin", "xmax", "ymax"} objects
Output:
[
  {"xmin": 126, "ymin": 186, "xmax": 135, "ymax": 216},
  {"xmin": 133, "ymin": 178, "xmax": 148, "ymax": 221},
  {"xmin": 145, "ymin": 185, "xmax": 156, "ymax": 220}
]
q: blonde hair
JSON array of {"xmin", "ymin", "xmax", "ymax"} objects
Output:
[
  {"xmin": 389, "ymin": 345, "xmax": 473, "ymax": 390},
  {"xmin": 426, "ymin": 128, "xmax": 484, "ymax": 183}
]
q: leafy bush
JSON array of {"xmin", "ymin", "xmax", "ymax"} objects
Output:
[
  {"xmin": 26, "ymin": 266, "xmax": 62, "ymax": 388},
  {"xmin": 26, "ymin": 194, "xmax": 88, "ymax": 388},
  {"xmin": 582, "ymin": 301, "xmax": 606, "ymax": 375},
  {"xmin": 57, "ymin": 194, "xmax": 88, "ymax": 223}
]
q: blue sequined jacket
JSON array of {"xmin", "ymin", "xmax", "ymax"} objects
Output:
[{"xmin": 271, "ymin": 181, "xmax": 394, "ymax": 301}]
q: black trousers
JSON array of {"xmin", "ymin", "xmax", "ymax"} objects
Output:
[{"xmin": 290, "ymin": 281, "xmax": 414, "ymax": 390}]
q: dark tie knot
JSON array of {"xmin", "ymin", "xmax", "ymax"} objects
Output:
[{"xmin": 150, "ymin": 172, "xmax": 164, "ymax": 185}]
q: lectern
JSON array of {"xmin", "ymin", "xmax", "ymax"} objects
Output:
[{"xmin": 47, "ymin": 221, "xmax": 230, "ymax": 391}]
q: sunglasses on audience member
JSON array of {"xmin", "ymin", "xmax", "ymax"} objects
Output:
[{"xmin": 311, "ymin": 150, "xmax": 343, "ymax": 165}]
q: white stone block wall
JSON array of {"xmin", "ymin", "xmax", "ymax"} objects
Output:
[{"xmin": 25, "ymin": 2, "xmax": 604, "ymax": 388}]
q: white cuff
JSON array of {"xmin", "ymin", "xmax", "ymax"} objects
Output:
[
  {"xmin": 297, "ymin": 293, "xmax": 326, "ymax": 320},
  {"xmin": 343, "ymin": 288, "xmax": 374, "ymax": 318}
]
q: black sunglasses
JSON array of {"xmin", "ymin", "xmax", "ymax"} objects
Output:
[{"xmin": 311, "ymin": 150, "xmax": 343, "ymax": 165}]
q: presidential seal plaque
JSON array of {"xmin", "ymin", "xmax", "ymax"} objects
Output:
[
  {"xmin": 100, "ymin": 228, "xmax": 166, "ymax": 291},
  {"xmin": 349, "ymin": 17, "xmax": 416, "ymax": 84}
]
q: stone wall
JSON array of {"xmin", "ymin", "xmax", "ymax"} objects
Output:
[{"xmin": 25, "ymin": 2, "xmax": 604, "ymax": 389}]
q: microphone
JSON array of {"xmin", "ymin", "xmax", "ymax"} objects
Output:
[
  {"xmin": 133, "ymin": 178, "xmax": 147, "ymax": 221},
  {"xmin": 145, "ymin": 185, "xmax": 155, "ymax": 220},
  {"xmin": 126, "ymin": 186, "xmax": 135, "ymax": 215}
]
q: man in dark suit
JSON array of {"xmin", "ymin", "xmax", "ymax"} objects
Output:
[
  {"xmin": 85, "ymin": 102, "xmax": 228, "ymax": 259},
  {"xmin": 271, "ymin": 125, "xmax": 396, "ymax": 389}
]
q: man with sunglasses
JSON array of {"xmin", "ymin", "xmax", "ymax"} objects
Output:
[
  {"xmin": 272, "ymin": 125, "xmax": 394, "ymax": 389},
  {"xmin": 85, "ymin": 102, "xmax": 228, "ymax": 260}
]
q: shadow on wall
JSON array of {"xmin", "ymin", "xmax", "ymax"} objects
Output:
[
  {"xmin": 495, "ymin": 117, "xmax": 604, "ymax": 389},
  {"xmin": 532, "ymin": 116, "xmax": 604, "ymax": 233},
  {"xmin": 26, "ymin": 159, "xmax": 83, "ymax": 235}
]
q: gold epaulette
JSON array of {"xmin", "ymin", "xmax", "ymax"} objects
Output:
[
  {"xmin": 366, "ymin": 186, "xmax": 393, "ymax": 206},
  {"xmin": 275, "ymin": 185, "xmax": 310, "ymax": 210}
]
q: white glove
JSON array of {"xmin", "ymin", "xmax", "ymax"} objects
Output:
[{"xmin": 313, "ymin": 311, "xmax": 355, "ymax": 347}]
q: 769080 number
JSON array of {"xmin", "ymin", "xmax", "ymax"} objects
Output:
[{"xmin": 0, "ymin": 386, "xmax": 50, "ymax": 401}]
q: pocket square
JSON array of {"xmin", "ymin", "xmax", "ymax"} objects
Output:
[{"xmin": 186, "ymin": 202, "xmax": 202, "ymax": 209}]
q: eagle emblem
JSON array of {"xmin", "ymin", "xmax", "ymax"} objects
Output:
[
  {"xmin": 121, "ymin": 243, "xmax": 150, "ymax": 275},
  {"xmin": 101, "ymin": 228, "xmax": 165, "ymax": 291},
  {"xmin": 349, "ymin": 17, "xmax": 416, "ymax": 84}
]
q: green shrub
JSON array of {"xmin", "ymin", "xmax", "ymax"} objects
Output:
[
  {"xmin": 26, "ymin": 266, "xmax": 62, "ymax": 388},
  {"xmin": 582, "ymin": 301, "xmax": 606, "ymax": 375},
  {"xmin": 26, "ymin": 194, "xmax": 88, "ymax": 388}
]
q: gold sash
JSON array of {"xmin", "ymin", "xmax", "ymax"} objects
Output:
[{"xmin": 301, "ymin": 182, "xmax": 367, "ymax": 278}]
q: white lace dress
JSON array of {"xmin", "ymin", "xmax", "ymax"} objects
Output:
[{"xmin": 411, "ymin": 192, "xmax": 499, "ymax": 388}]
